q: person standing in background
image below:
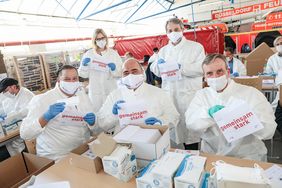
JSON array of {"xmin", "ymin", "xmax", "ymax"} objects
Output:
[
  {"xmin": 78, "ymin": 28, "xmax": 123, "ymax": 112},
  {"xmin": 224, "ymin": 47, "xmax": 246, "ymax": 77}
]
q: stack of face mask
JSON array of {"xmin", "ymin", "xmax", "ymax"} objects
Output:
[
  {"xmin": 102, "ymin": 145, "xmax": 137, "ymax": 182},
  {"xmin": 211, "ymin": 161, "xmax": 271, "ymax": 188},
  {"xmin": 150, "ymin": 152, "xmax": 187, "ymax": 188},
  {"xmin": 174, "ymin": 156, "xmax": 207, "ymax": 188}
]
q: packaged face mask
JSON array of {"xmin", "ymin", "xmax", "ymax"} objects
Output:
[
  {"xmin": 211, "ymin": 161, "xmax": 271, "ymax": 188},
  {"xmin": 96, "ymin": 39, "xmax": 107, "ymax": 49},
  {"xmin": 207, "ymin": 75, "xmax": 228, "ymax": 92},
  {"xmin": 167, "ymin": 32, "xmax": 183, "ymax": 44}
]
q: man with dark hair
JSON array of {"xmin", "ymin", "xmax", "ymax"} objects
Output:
[
  {"xmin": 150, "ymin": 17, "xmax": 205, "ymax": 149},
  {"xmin": 185, "ymin": 53, "xmax": 276, "ymax": 161},
  {"xmin": 224, "ymin": 47, "xmax": 246, "ymax": 77},
  {"xmin": 21, "ymin": 65, "xmax": 96, "ymax": 160},
  {"xmin": 0, "ymin": 77, "xmax": 34, "ymax": 160}
]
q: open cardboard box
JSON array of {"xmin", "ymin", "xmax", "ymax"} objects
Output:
[
  {"xmin": 245, "ymin": 42, "xmax": 275, "ymax": 76},
  {"xmin": 0, "ymin": 152, "xmax": 54, "ymax": 188},
  {"xmin": 69, "ymin": 137, "xmax": 103, "ymax": 174},
  {"xmin": 114, "ymin": 125, "xmax": 170, "ymax": 162}
]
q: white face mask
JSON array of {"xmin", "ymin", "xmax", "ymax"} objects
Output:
[
  {"xmin": 3, "ymin": 91, "xmax": 16, "ymax": 99},
  {"xmin": 59, "ymin": 81, "xmax": 80, "ymax": 95},
  {"xmin": 96, "ymin": 39, "xmax": 107, "ymax": 49},
  {"xmin": 226, "ymin": 57, "xmax": 231, "ymax": 62},
  {"xmin": 276, "ymin": 45, "xmax": 282, "ymax": 53},
  {"xmin": 206, "ymin": 75, "xmax": 228, "ymax": 92},
  {"xmin": 167, "ymin": 32, "xmax": 183, "ymax": 44},
  {"xmin": 121, "ymin": 74, "xmax": 144, "ymax": 89}
]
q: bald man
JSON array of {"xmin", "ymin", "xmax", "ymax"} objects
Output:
[{"xmin": 96, "ymin": 58, "xmax": 180, "ymax": 135}]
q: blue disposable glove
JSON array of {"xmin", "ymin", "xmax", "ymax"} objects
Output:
[
  {"xmin": 0, "ymin": 115, "xmax": 6, "ymax": 121},
  {"xmin": 43, "ymin": 102, "xmax": 66, "ymax": 122},
  {"xmin": 157, "ymin": 58, "xmax": 165, "ymax": 64},
  {"xmin": 107, "ymin": 63, "xmax": 116, "ymax": 71},
  {"xmin": 145, "ymin": 117, "xmax": 162, "ymax": 125},
  {"xmin": 83, "ymin": 113, "xmax": 96, "ymax": 126},
  {"xmin": 208, "ymin": 105, "xmax": 225, "ymax": 118},
  {"xmin": 232, "ymin": 72, "xmax": 239, "ymax": 77},
  {"xmin": 112, "ymin": 100, "xmax": 125, "ymax": 115},
  {"xmin": 82, "ymin": 58, "xmax": 91, "ymax": 66}
]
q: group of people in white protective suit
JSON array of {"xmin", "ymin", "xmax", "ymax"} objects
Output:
[{"xmin": 0, "ymin": 18, "xmax": 280, "ymax": 162}]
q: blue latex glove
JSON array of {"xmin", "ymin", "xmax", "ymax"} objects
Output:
[
  {"xmin": 112, "ymin": 100, "xmax": 125, "ymax": 115},
  {"xmin": 157, "ymin": 58, "xmax": 165, "ymax": 64},
  {"xmin": 107, "ymin": 63, "xmax": 116, "ymax": 71},
  {"xmin": 0, "ymin": 115, "xmax": 6, "ymax": 121},
  {"xmin": 82, "ymin": 58, "xmax": 91, "ymax": 66},
  {"xmin": 208, "ymin": 105, "xmax": 225, "ymax": 118},
  {"xmin": 43, "ymin": 102, "xmax": 66, "ymax": 121},
  {"xmin": 83, "ymin": 113, "xmax": 96, "ymax": 126},
  {"xmin": 145, "ymin": 117, "xmax": 162, "ymax": 125},
  {"xmin": 232, "ymin": 72, "xmax": 239, "ymax": 77}
]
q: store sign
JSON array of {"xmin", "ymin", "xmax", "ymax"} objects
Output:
[{"xmin": 212, "ymin": 0, "xmax": 282, "ymax": 20}]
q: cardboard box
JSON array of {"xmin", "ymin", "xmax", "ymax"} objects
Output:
[
  {"xmin": 245, "ymin": 42, "xmax": 275, "ymax": 76},
  {"xmin": 90, "ymin": 133, "xmax": 137, "ymax": 182},
  {"xmin": 0, "ymin": 123, "xmax": 5, "ymax": 138},
  {"xmin": 0, "ymin": 152, "xmax": 54, "ymax": 188},
  {"xmin": 69, "ymin": 137, "xmax": 103, "ymax": 174},
  {"xmin": 136, "ymin": 160, "xmax": 159, "ymax": 188},
  {"xmin": 113, "ymin": 125, "xmax": 170, "ymax": 163}
]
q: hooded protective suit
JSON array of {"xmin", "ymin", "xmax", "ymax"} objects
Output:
[
  {"xmin": 228, "ymin": 57, "xmax": 246, "ymax": 76},
  {"xmin": 97, "ymin": 82, "xmax": 180, "ymax": 134},
  {"xmin": 78, "ymin": 48, "xmax": 122, "ymax": 112},
  {"xmin": 265, "ymin": 52, "xmax": 282, "ymax": 74},
  {"xmin": 150, "ymin": 37, "xmax": 205, "ymax": 144},
  {"xmin": 185, "ymin": 80, "xmax": 277, "ymax": 161},
  {"xmin": 1, "ymin": 87, "xmax": 34, "ymax": 156},
  {"xmin": 20, "ymin": 85, "xmax": 93, "ymax": 161}
]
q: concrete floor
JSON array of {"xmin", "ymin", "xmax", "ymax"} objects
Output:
[{"xmin": 265, "ymin": 131, "xmax": 282, "ymax": 164}]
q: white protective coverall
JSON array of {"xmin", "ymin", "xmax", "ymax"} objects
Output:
[
  {"xmin": 97, "ymin": 82, "xmax": 180, "ymax": 134},
  {"xmin": 150, "ymin": 37, "xmax": 205, "ymax": 144},
  {"xmin": 265, "ymin": 52, "xmax": 282, "ymax": 74},
  {"xmin": 2, "ymin": 87, "xmax": 34, "ymax": 156},
  {"xmin": 20, "ymin": 85, "xmax": 93, "ymax": 161},
  {"xmin": 229, "ymin": 57, "xmax": 246, "ymax": 76},
  {"xmin": 78, "ymin": 48, "xmax": 122, "ymax": 112},
  {"xmin": 185, "ymin": 80, "xmax": 277, "ymax": 161}
]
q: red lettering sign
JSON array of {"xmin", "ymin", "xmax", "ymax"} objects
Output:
[{"xmin": 212, "ymin": 0, "xmax": 282, "ymax": 20}]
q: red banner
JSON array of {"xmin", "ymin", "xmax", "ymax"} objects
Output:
[{"xmin": 212, "ymin": 0, "xmax": 282, "ymax": 20}]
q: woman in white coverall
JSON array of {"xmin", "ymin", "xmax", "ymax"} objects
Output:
[
  {"xmin": 0, "ymin": 78, "xmax": 34, "ymax": 157},
  {"xmin": 150, "ymin": 18, "xmax": 205, "ymax": 149},
  {"xmin": 185, "ymin": 54, "xmax": 277, "ymax": 161},
  {"xmin": 78, "ymin": 28, "xmax": 123, "ymax": 112},
  {"xmin": 97, "ymin": 58, "xmax": 180, "ymax": 134},
  {"xmin": 265, "ymin": 36, "xmax": 282, "ymax": 74},
  {"xmin": 21, "ymin": 65, "xmax": 96, "ymax": 161}
]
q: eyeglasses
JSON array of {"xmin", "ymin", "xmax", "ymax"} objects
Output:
[{"xmin": 95, "ymin": 37, "xmax": 106, "ymax": 41}]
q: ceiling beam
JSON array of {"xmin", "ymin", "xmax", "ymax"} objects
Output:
[
  {"xmin": 76, "ymin": 0, "xmax": 92, "ymax": 20},
  {"xmin": 125, "ymin": 0, "xmax": 148, "ymax": 23}
]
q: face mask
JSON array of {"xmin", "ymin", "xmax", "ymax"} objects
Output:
[
  {"xmin": 96, "ymin": 39, "xmax": 107, "ymax": 49},
  {"xmin": 226, "ymin": 57, "xmax": 231, "ymax": 62},
  {"xmin": 167, "ymin": 32, "xmax": 183, "ymax": 44},
  {"xmin": 59, "ymin": 81, "xmax": 80, "ymax": 95},
  {"xmin": 276, "ymin": 45, "xmax": 282, "ymax": 53},
  {"xmin": 121, "ymin": 74, "xmax": 144, "ymax": 89},
  {"xmin": 3, "ymin": 91, "xmax": 16, "ymax": 99},
  {"xmin": 206, "ymin": 75, "xmax": 228, "ymax": 92}
]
